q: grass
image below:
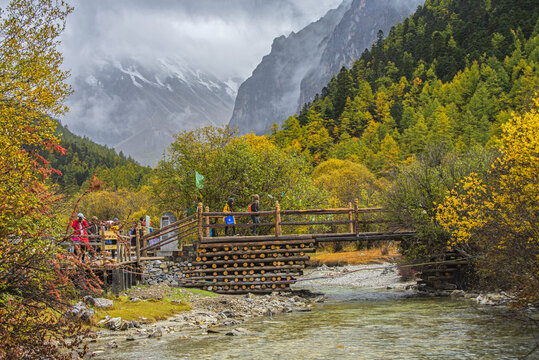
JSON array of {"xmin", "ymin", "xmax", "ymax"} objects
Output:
[
  {"xmin": 182, "ymin": 288, "xmax": 218, "ymax": 298},
  {"xmin": 311, "ymin": 245, "xmax": 400, "ymax": 267},
  {"xmin": 93, "ymin": 296, "xmax": 190, "ymax": 324},
  {"xmin": 92, "ymin": 287, "xmax": 217, "ymax": 326}
]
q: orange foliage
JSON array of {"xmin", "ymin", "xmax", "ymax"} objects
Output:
[{"xmin": 311, "ymin": 246, "xmax": 399, "ymax": 266}]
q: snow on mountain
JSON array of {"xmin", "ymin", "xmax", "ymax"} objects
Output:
[{"xmin": 62, "ymin": 58, "xmax": 238, "ymax": 166}]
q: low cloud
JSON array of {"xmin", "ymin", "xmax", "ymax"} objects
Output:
[{"xmin": 61, "ymin": 0, "xmax": 343, "ymax": 79}]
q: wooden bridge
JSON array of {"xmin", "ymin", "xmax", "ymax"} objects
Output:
[
  {"xmin": 129, "ymin": 200, "xmax": 416, "ymax": 294},
  {"xmin": 65, "ymin": 200, "xmax": 475, "ymax": 295}
]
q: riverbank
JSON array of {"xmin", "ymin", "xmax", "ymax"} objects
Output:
[
  {"xmin": 88, "ymin": 264, "xmax": 538, "ymax": 360},
  {"xmin": 89, "ymin": 285, "xmax": 322, "ymax": 356},
  {"xmin": 86, "ymin": 261, "xmax": 537, "ymax": 358}
]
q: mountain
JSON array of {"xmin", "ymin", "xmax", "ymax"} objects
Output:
[
  {"xmin": 228, "ymin": 0, "xmax": 352, "ymax": 135},
  {"xmin": 63, "ymin": 58, "xmax": 240, "ymax": 166},
  {"xmin": 298, "ymin": 0, "xmax": 423, "ymax": 106},
  {"xmin": 229, "ymin": 0, "xmax": 423, "ymax": 135}
]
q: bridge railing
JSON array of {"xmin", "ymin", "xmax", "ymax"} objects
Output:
[
  {"xmin": 197, "ymin": 199, "xmax": 400, "ymax": 242},
  {"xmin": 61, "ymin": 200, "xmax": 409, "ymax": 264}
]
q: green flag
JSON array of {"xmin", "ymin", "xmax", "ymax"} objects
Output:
[{"xmin": 195, "ymin": 171, "xmax": 205, "ymax": 189}]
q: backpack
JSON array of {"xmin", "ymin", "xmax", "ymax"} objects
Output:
[{"xmin": 247, "ymin": 203, "xmax": 253, "ymax": 212}]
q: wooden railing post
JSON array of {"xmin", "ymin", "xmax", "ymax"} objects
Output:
[
  {"xmin": 135, "ymin": 223, "xmax": 141, "ymax": 265},
  {"xmin": 141, "ymin": 223, "xmax": 147, "ymax": 258},
  {"xmin": 353, "ymin": 198, "xmax": 359, "ymax": 234},
  {"xmin": 348, "ymin": 202, "xmax": 354, "ymax": 233},
  {"xmin": 197, "ymin": 202, "xmax": 203, "ymax": 241},
  {"xmin": 116, "ymin": 232, "xmax": 121, "ymax": 263},
  {"xmin": 100, "ymin": 226, "xmax": 105, "ymax": 259},
  {"xmin": 275, "ymin": 201, "xmax": 281, "ymax": 237},
  {"xmin": 204, "ymin": 206, "xmax": 210, "ymax": 237}
]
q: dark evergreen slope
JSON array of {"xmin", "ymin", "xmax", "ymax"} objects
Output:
[
  {"xmin": 47, "ymin": 123, "xmax": 151, "ymax": 193},
  {"xmin": 356, "ymin": 0, "xmax": 538, "ymax": 85}
]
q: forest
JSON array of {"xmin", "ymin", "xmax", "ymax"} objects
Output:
[{"xmin": 51, "ymin": 0, "xmax": 537, "ymax": 304}]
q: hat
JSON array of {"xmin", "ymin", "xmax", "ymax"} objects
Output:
[
  {"xmin": 92, "ymin": 216, "xmax": 98, "ymax": 221},
  {"xmin": 77, "ymin": 213, "xmax": 85, "ymax": 219}
]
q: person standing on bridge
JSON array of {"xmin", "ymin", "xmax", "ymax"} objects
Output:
[
  {"xmin": 88, "ymin": 216, "xmax": 101, "ymax": 253},
  {"xmin": 248, "ymin": 194, "xmax": 260, "ymax": 236},
  {"xmin": 223, "ymin": 197, "xmax": 236, "ymax": 236},
  {"xmin": 71, "ymin": 213, "xmax": 89, "ymax": 260}
]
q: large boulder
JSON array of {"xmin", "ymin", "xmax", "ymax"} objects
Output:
[
  {"xmin": 104, "ymin": 317, "xmax": 122, "ymax": 330},
  {"xmin": 65, "ymin": 301, "xmax": 95, "ymax": 324},
  {"xmin": 84, "ymin": 296, "xmax": 114, "ymax": 309}
]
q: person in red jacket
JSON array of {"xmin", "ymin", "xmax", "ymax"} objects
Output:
[{"xmin": 71, "ymin": 213, "xmax": 89, "ymax": 259}]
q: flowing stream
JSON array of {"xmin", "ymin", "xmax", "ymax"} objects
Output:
[{"xmin": 96, "ymin": 270, "xmax": 536, "ymax": 359}]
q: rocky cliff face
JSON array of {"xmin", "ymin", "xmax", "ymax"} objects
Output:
[
  {"xmin": 63, "ymin": 59, "xmax": 239, "ymax": 166},
  {"xmin": 228, "ymin": 0, "xmax": 352, "ymax": 135},
  {"xmin": 299, "ymin": 0, "xmax": 423, "ymax": 106},
  {"xmin": 229, "ymin": 0, "xmax": 423, "ymax": 134}
]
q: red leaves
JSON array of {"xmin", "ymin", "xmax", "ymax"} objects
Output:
[
  {"xmin": 88, "ymin": 174, "xmax": 103, "ymax": 191},
  {"xmin": 54, "ymin": 144, "xmax": 67, "ymax": 155},
  {"xmin": 51, "ymin": 168, "xmax": 63, "ymax": 176},
  {"xmin": 43, "ymin": 141, "xmax": 67, "ymax": 156}
]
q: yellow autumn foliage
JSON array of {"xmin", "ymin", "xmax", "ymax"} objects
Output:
[
  {"xmin": 436, "ymin": 97, "xmax": 538, "ymax": 304},
  {"xmin": 437, "ymin": 98, "xmax": 538, "ymax": 246}
]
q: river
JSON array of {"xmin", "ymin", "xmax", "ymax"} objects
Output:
[{"xmin": 97, "ymin": 283, "xmax": 535, "ymax": 360}]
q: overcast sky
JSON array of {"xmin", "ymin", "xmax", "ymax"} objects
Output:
[{"xmin": 61, "ymin": 0, "xmax": 343, "ymax": 79}]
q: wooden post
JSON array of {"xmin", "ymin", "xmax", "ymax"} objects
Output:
[
  {"xmin": 136, "ymin": 223, "xmax": 141, "ymax": 266},
  {"xmin": 142, "ymin": 222, "xmax": 148, "ymax": 258},
  {"xmin": 197, "ymin": 202, "xmax": 204, "ymax": 241},
  {"xmin": 100, "ymin": 226, "xmax": 105, "ymax": 258},
  {"xmin": 112, "ymin": 268, "xmax": 120, "ymax": 297},
  {"xmin": 275, "ymin": 201, "xmax": 281, "ymax": 237},
  {"xmin": 205, "ymin": 205, "xmax": 210, "ymax": 237},
  {"xmin": 353, "ymin": 198, "xmax": 359, "ymax": 234},
  {"xmin": 348, "ymin": 202, "xmax": 354, "ymax": 233},
  {"xmin": 116, "ymin": 235, "xmax": 121, "ymax": 263}
]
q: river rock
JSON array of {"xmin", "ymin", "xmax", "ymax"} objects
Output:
[
  {"xmin": 450, "ymin": 290, "xmax": 465, "ymax": 298},
  {"xmin": 104, "ymin": 317, "xmax": 122, "ymax": 330},
  {"xmin": 148, "ymin": 328, "xmax": 163, "ymax": 338},
  {"xmin": 80, "ymin": 308, "xmax": 95, "ymax": 322},
  {"xmin": 219, "ymin": 310, "xmax": 236, "ymax": 318},
  {"xmin": 120, "ymin": 320, "xmax": 135, "ymax": 331},
  {"xmin": 85, "ymin": 297, "xmax": 114, "ymax": 309},
  {"xmin": 225, "ymin": 327, "xmax": 253, "ymax": 336},
  {"xmin": 476, "ymin": 293, "xmax": 511, "ymax": 306},
  {"xmin": 65, "ymin": 302, "xmax": 95, "ymax": 323}
]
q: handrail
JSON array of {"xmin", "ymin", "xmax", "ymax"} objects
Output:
[
  {"xmin": 140, "ymin": 225, "xmax": 197, "ymax": 252},
  {"xmin": 141, "ymin": 219, "xmax": 197, "ymax": 243},
  {"xmin": 141, "ymin": 213, "xmax": 196, "ymax": 240},
  {"xmin": 66, "ymin": 200, "xmax": 401, "ymax": 263},
  {"xmin": 202, "ymin": 210, "xmax": 275, "ymax": 217}
]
